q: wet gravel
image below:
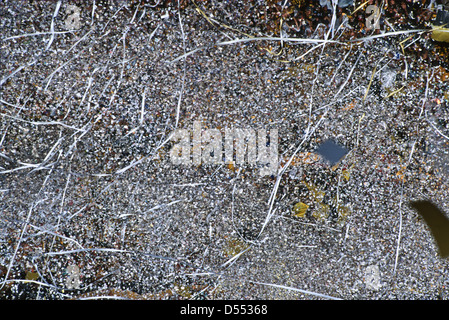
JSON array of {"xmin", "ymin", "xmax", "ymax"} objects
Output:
[{"xmin": 1, "ymin": 0, "xmax": 449, "ymax": 300}]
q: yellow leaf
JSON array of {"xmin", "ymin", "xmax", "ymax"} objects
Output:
[
  {"xmin": 342, "ymin": 168, "xmax": 350, "ymax": 181},
  {"xmin": 223, "ymin": 238, "xmax": 248, "ymax": 258},
  {"xmin": 431, "ymin": 26, "xmax": 449, "ymax": 43},
  {"xmin": 292, "ymin": 202, "xmax": 309, "ymax": 218},
  {"xmin": 302, "ymin": 181, "xmax": 327, "ymax": 202},
  {"xmin": 25, "ymin": 271, "xmax": 38, "ymax": 282}
]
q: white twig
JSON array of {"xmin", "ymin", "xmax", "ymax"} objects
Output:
[
  {"xmin": 100, "ymin": 5, "xmax": 126, "ymax": 34},
  {"xmin": 0, "ymin": 98, "xmax": 29, "ymax": 111},
  {"xmin": 172, "ymin": 183, "xmax": 206, "ymax": 187},
  {"xmin": 44, "ymin": 248, "xmax": 129, "ymax": 256},
  {"xmin": 3, "ymin": 30, "xmax": 75, "ymax": 41},
  {"xmin": 250, "ymin": 281, "xmax": 342, "ymax": 300},
  {"xmin": 257, "ymin": 110, "xmax": 328, "ymax": 239},
  {"xmin": 0, "ymin": 204, "xmax": 36, "ymax": 290},
  {"xmin": 114, "ymin": 132, "xmax": 174, "ymax": 175},
  {"xmin": 221, "ymin": 246, "xmax": 251, "ymax": 268},
  {"xmin": 328, "ymin": 44, "xmax": 352, "ymax": 85},
  {"xmin": 46, "ymin": 1, "xmax": 62, "ymax": 51},
  {"xmin": 427, "ymin": 115, "xmax": 449, "ymax": 141},
  {"xmin": 140, "ymin": 88, "xmax": 147, "ymax": 126},
  {"xmin": 393, "ymin": 183, "xmax": 404, "ymax": 276},
  {"xmin": 118, "ymin": 199, "xmax": 185, "ymax": 218},
  {"xmin": 351, "ymin": 29, "xmax": 427, "ymax": 42},
  {"xmin": 66, "ymin": 29, "xmax": 93, "ymax": 56},
  {"xmin": 0, "ymin": 113, "xmax": 86, "ymax": 132},
  {"xmin": 0, "ymin": 59, "xmax": 37, "ymax": 87},
  {"xmin": 332, "ymin": 53, "xmax": 362, "ymax": 100},
  {"xmin": 78, "ymin": 296, "xmax": 130, "ymax": 300},
  {"xmin": 168, "ymin": 37, "xmax": 341, "ymax": 64},
  {"xmin": 43, "ymin": 54, "xmax": 79, "ymax": 90},
  {"xmin": 175, "ymin": 1, "xmax": 187, "ymax": 128},
  {"xmin": 2, "ymin": 279, "xmax": 67, "ymax": 292},
  {"xmin": 91, "ymin": 0, "xmax": 96, "ymax": 25},
  {"xmin": 27, "ymin": 223, "xmax": 84, "ymax": 249}
]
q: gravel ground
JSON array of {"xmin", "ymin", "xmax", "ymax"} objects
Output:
[{"xmin": 1, "ymin": 0, "xmax": 449, "ymax": 300}]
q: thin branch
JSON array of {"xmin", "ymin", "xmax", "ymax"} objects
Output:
[
  {"xmin": 45, "ymin": 1, "xmax": 62, "ymax": 51},
  {"xmin": 250, "ymin": 281, "xmax": 342, "ymax": 300}
]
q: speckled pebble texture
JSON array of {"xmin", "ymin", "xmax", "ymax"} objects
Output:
[{"xmin": 1, "ymin": 0, "xmax": 449, "ymax": 300}]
